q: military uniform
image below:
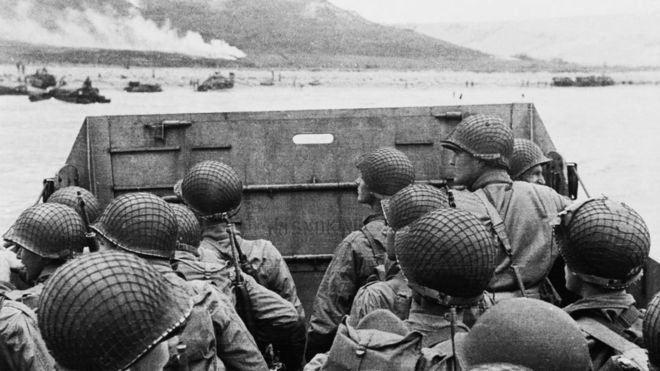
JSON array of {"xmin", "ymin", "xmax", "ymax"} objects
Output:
[
  {"xmin": 199, "ymin": 224, "xmax": 304, "ymax": 317},
  {"xmin": 558, "ymin": 198, "xmax": 650, "ymax": 371},
  {"xmin": 0, "ymin": 281, "xmax": 56, "ymax": 371},
  {"xmin": 404, "ymin": 294, "xmax": 491, "ymax": 347},
  {"xmin": 170, "ymin": 202, "xmax": 306, "ymax": 371},
  {"xmin": 440, "ymin": 114, "xmax": 571, "ymax": 301},
  {"xmin": 564, "ymin": 293, "xmax": 644, "ymax": 370},
  {"xmin": 306, "ymin": 214, "xmax": 388, "ymax": 358},
  {"xmin": 348, "ymin": 266, "xmax": 412, "ymax": 326},
  {"xmin": 5, "ymin": 265, "xmax": 57, "ymax": 310},
  {"xmin": 91, "ymin": 192, "xmax": 269, "ymax": 371},
  {"xmin": 174, "ymin": 249, "xmax": 306, "ymax": 371},
  {"xmin": 150, "ymin": 259, "xmax": 270, "ymax": 371},
  {"xmin": 470, "ymin": 169, "xmax": 569, "ymax": 297}
]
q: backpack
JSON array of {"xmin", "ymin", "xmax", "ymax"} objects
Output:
[
  {"xmin": 322, "ymin": 310, "xmax": 424, "ymax": 371},
  {"xmin": 578, "ymin": 317, "xmax": 649, "ymax": 371}
]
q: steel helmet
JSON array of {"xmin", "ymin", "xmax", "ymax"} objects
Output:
[
  {"xmin": 441, "ymin": 114, "xmax": 513, "ymax": 169},
  {"xmin": 170, "ymin": 203, "xmax": 202, "ymax": 249},
  {"xmin": 385, "ymin": 184, "xmax": 449, "ymax": 231},
  {"xmin": 559, "ymin": 197, "xmax": 650, "ymax": 289},
  {"xmin": 181, "ymin": 161, "xmax": 243, "ymax": 217},
  {"xmin": 6, "ymin": 203, "xmax": 86, "ymax": 259},
  {"xmin": 46, "ymin": 186, "xmax": 101, "ymax": 223},
  {"xmin": 91, "ymin": 192, "xmax": 178, "ymax": 259},
  {"xmin": 509, "ymin": 139, "xmax": 551, "ymax": 180},
  {"xmin": 462, "ymin": 298, "xmax": 591, "ymax": 371},
  {"xmin": 395, "ymin": 208, "xmax": 496, "ymax": 298},
  {"xmin": 356, "ymin": 147, "xmax": 415, "ymax": 196},
  {"xmin": 38, "ymin": 251, "xmax": 192, "ymax": 371},
  {"xmin": 644, "ymin": 292, "xmax": 660, "ymax": 367}
]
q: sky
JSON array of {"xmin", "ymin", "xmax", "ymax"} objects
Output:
[{"xmin": 327, "ymin": 0, "xmax": 660, "ymax": 23}]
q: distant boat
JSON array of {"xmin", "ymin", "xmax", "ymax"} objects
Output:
[
  {"xmin": 0, "ymin": 85, "xmax": 28, "ymax": 95},
  {"xmin": 308, "ymin": 79, "xmax": 321, "ymax": 86},
  {"xmin": 552, "ymin": 75, "xmax": 615, "ymax": 87},
  {"xmin": 124, "ymin": 81, "xmax": 162, "ymax": 93},
  {"xmin": 29, "ymin": 86, "xmax": 110, "ymax": 104}
]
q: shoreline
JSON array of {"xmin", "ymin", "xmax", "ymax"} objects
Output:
[{"xmin": 2, "ymin": 64, "xmax": 660, "ymax": 91}]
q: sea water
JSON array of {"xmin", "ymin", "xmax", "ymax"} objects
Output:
[{"xmin": 1, "ymin": 79, "xmax": 659, "ymax": 259}]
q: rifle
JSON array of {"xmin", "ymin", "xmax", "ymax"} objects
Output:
[
  {"xmin": 77, "ymin": 191, "xmax": 98, "ymax": 252},
  {"xmin": 223, "ymin": 213, "xmax": 257, "ymax": 335}
]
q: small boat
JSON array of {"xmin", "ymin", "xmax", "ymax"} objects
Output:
[
  {"xmin": 0, "ymin": 85, "xmax": 28, "ymax": 95},
  {"xmin": 124, "ymin": 81, "xmax": 162, "ymax": 93}
]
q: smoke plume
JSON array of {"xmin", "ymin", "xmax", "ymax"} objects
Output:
[{"xmin": 0, "ymin": 1, "xmax": 245, "ymax": 60}]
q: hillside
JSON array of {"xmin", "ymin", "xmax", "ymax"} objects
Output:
[
  {"xmin": 0, "ymin": 0, "xmax": 583, "ymax": 71},
  {"xmin": 404, "ymin": 14, "xmax": 660, "ymax": 68}
]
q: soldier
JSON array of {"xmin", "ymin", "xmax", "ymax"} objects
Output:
[
  {"xmin": 559, "ymin": 197, "xmax": 649, "ymax": 370},
  {"xmin": 458, "ymin": 298, "xmax": 591, "ymax": 371},
  {"xmin": 306, "ymin": 147, "xmax": 415, "ymax": 359},
  {"xmin": 349, "ymin": 183, "xmax": 450, "ymax": 325},
  {"xmin": 395, "ymin": 208, "xmax": 497, "ymax": 346},
  {"xmin": 169, "ymin": 202, "xmax": 307, "ymax": 371},
  {"xmin": 38, "ymin": 251, "xmax": 191, "ymax": 371},
  {"xmin": 440, "ymin": 114, "xmax": 570, "ymax": 301},
  {"xmin": 91, "ymin": 192, "xmax": 268, "ymax": 371},
  {"xmin": 509, "ymin": 138, "xmax": 551, "ymax": 185},
  {"xmin": 179, "ymin": 161, "xmax": 304, "ymax": 317},
  {"xmin": 0, "ymin": 248, "xmax": 56, "ymax": 370},
  {"xmin": 3, "ymin": 203, "xmax": 86, "ymax": 309}
]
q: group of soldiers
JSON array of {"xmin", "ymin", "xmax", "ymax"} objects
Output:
[{"xmin": 0, "ymin": 113, "xmax": 657, "ymax": 370}]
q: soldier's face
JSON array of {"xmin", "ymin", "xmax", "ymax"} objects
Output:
[
  {"xmin": 356, "ymin": 176, "xmax": 376, "ymax": 204},
  {"xmin": 520, "ymin": 165, "xmax": 546, "ymax": 185},
  {"xmin": 449, "ymin": 150, "xmax": 482, "ymax": 187},
  {"xmin": 19, "ymin": 247, "xmax": 43, "ymax": 282}
]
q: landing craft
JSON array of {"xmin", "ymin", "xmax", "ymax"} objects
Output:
[{"xmin": 28, "ymin": 103, "xmax": 660, "ymax": 314}]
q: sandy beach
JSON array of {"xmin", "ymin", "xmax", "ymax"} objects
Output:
[{"xmin": 2, "ymin": 64, "xmax": 660, "ymax": 92}]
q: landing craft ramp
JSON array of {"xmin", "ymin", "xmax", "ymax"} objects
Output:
[{"xmin": 60, "ymin": 103, "xmax": 658, "ymax": 314}]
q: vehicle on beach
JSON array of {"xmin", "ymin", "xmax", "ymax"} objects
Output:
[
  {"xmin": 25, "ymin": 68, "xmax": 57, "ymax": 89},
  {"xmin": 197, "ymin": 72, "xmax": 235, "ymax": 91},
  {"xmin": 34, "ymin": 103, "xmax": 660, "ymax": 315},
  {"xmin": 124, "ymin": 81, "xmax": 163, "ymax": 93},
  {"xmin": 28, "ymin": 78, "xmax": 111, "ymax": 104}
]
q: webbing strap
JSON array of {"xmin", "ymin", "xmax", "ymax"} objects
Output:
[
  {"xmin": 474, "ymin": 189, "xmax": 513, "ymax": 256},
  {"xmin": 361, "ymin": 224, "xmax": 386, "ymax": 267},
  {"xmin": 474, "ymin": 188, "xmax": 526, "ymax": 297},
  {"xmin": 579, "ymin": 317, "xmax": 640, "ymax": 354}
]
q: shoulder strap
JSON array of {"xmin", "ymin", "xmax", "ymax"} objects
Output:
[
  {"xmin": 475, "ymin": 188, "xmax": 529, "ymax": 297},
  {"xmin": 361, "ymin": 223, "xmax": 386, "ymax": 266},
  {"xmin": 579, "ymin": 317, "xmax": 641, "ymax": 354},
  {"xmin": 473, "ymin": 189, "xmax": 512, "ymax": 256}
]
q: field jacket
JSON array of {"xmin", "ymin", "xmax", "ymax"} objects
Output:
[
  {"xmin": 149, "ymin": 259, "xmax": 269, "ymax": 371},
  {"xmin": 306, "ymin": 214, "xmax": 388, "ymax": 360},
  {"xmin": 564, "ymin": 292, "xmax": 644, "ymax": 370},
  {"xmin": 199, "ymin": 224, "xmax": 304, "ymax": 317},
  {"xmin": 469, "ymin": 169, "xmax": 570, "ymax": 293},
  {"xmin": 0, "ymin": 281, "xmax": 56, "ymax": 371}
]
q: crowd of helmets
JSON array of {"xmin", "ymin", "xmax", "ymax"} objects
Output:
[{"xmin": 0, "ymin": 113, "xmax": 657, "ymax": 371}]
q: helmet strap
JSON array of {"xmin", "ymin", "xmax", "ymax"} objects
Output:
[{"xmin": 575, "ymin": 268, "xmax": 643, "ymax": 290}]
